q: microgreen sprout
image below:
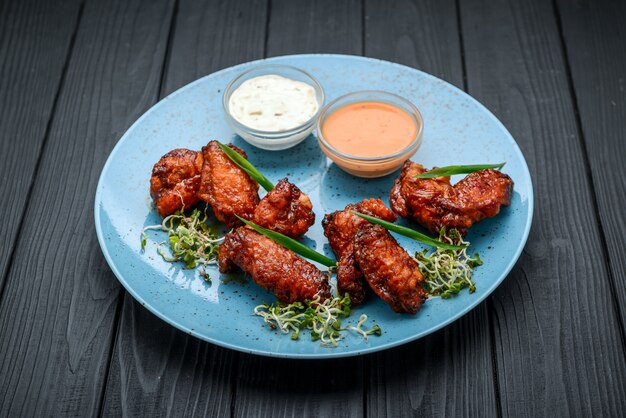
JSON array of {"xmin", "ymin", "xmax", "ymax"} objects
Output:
[
  {"xmin": 347, "ymin": 314, "xmax": 382, "ymax": 341},
  {"xmin": 415, "ymin": 228, "xmax": 483, "ymax": 298},
  {"xmin": 253, "ymin": 293, "xmax": 382, "ymax": 347},
  {"xmin": 141, "ymin": 208, "xmax": 223, "ymax": 269}
]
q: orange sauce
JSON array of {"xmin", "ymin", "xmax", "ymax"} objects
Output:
[{"xmin": 321, "ymin": 101, "xmax": 417, "ymax": 158}]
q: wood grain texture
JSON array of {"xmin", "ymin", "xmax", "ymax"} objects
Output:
[
  {"xmin": 367, "ymin": 308, "xmax": 495, "ymax": 417},
  {"xmin": 0, "ymin": 0, "xmax": 175, "ymax": 415},
  {"xmin": 235, "ymin": 355, "xmax": 363, "ymax": 418},
  {"xmin": 557, "ymin": 0, "xmax": 626, "ymax": 329},
  {"xmin": 2, "ymin": 0, "xmax": 623, "ymax": 415},
  {"xmin": 162, "ymin": 0, "xmax": 269, "ymax": 96},
  {"xmin": 460, "ymin": 0, "xmax": 626, "ymax": 416},
  {"xmin": 365, "ymin": 0, "xmax": 464, "ymax": 90},
  {"xmin": 364, "ymin": 1, "xmax": 498, "ymax": 416},
  {"xmin": 0, "ymin": 0, "xmax": 82, "ymax": 286},
  {"xmin": 266, "ymin": 0, "xmax": 362, "ymax": 56},
  {"xmin": 102, "ymin": 296, "xmax": 236, "ymax": 417},
  {"xmin": 233, "ymin": 2, "xmax": 365, "ymax": 417},
  {"xmin": 101, "ymin": 0, "xmax": 267, "ymax": 415}
]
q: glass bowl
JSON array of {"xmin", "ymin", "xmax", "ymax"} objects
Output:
[
  {"xmin": 316, "ymin": 90, "xmax": 424, "ymax": 178},
  {"xmin": 222, "ymin": 64, "xmax": 325, "ymax": 151}
]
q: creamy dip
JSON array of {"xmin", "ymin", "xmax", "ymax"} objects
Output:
[
  {"xmin": 228, "ymin": 74, "xmax": 318, "ymax": 131},
  {"xmin": 321, "ymin": 101, "xmax": 417, "ymax": 158}
]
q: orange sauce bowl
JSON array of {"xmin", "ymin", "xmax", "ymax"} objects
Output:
[{"xmin": 316, "ymin": 91, "xmax": 423, "ymax": 178}]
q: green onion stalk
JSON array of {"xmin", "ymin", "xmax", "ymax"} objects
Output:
[
  {"xmin": 236, "ymin": 216, "xmax": 337, "ymax": 267},
  {"xmin": 216, "ymin": 141, "xmax": 274, "ymax": 192},
  {"xmin": 349, "ymin": 211, "xmax": 465, "ymax": 250},
  {"xmin": 414, "ymin": 163, "xmax": 505, "ymax": 179}
]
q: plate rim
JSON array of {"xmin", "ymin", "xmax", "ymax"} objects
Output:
[{"xmin": 94, "ymin": 53, "xmax": 534, "ymax": 359}]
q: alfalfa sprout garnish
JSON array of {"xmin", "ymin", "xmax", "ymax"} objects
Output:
[
  {"xmin": 253, "ymin": 293, "xmax": 381, "ymax": 347},
  {"xmin": 141, "ymin": 208, "xmax": 223, "ymax": 269},
  {"xmin": 415, "ymin": 227, "xmax": 483, "ymax": 298}
]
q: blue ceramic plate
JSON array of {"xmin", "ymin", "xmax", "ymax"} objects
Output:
[{"xmin": 95, "ymin": 54, "xmax": 533, "ymax": 358}]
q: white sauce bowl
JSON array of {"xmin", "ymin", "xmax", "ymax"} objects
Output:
[{"xmin": 222, "ymin": 64, "xmax": 325, "ymax": 151}]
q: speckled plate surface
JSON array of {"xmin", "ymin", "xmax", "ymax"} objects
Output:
[{"xmin": 95, "ymin": 54, "xmax": 533, "ymax": 358}]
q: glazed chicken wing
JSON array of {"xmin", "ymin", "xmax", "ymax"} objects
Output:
[
  {"xmin": 390, "ymin": 161, "xmax": 513, "ymax": 235},
  {"xmin": 150, "ymin": 148, "xmax": 204, "ymax": 217},
  {"xmin": 252, "ymin": 178, "xmax": 315, "ymax": 238},
  {"xmin": 322, "ymin": 199, "xmax": 397, "ymax": 305},
  {"xmin": 354, "ymin": 224, "xmax": 426, "ymax": 314},
  {"xmin": 197, "ymin": 140, "xmax": 259, "ymax": 228},
  {"xmin": 218, "ymin": 227, "xmax": 331, "ymax": 303}
]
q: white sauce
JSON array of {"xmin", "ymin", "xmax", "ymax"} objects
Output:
[{"xmin": 228, "ymin": 74, "xmax": 318, "ymax": 132}]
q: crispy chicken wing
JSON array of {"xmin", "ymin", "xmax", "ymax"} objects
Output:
[
  {"xmin": 390, "ymin": 161, "xmax": 513, "ymax": 235},
  {"xmin": 197, "ymin": 141, "xmax": 260, "ymax": 228},
  {"xmin": 218, "ymin": 227, "xmax": 331, "ymax": 303},
  {"xmin": 252, "ymin": 178, "xmax": 315, "ymax": 238},
  {"xmin": 322, "ymin": 199, "xmax": 397, "ymax": 305},
  {"xmin": 354, "ymin": 224, "xmax": 426, "ymax": 314},
  {"xmin": 150, "ymin": 148, "xmax": 203, "ymax": 217}
]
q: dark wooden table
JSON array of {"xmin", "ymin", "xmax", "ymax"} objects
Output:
[{"xmin": 1, "ymin": 0, "xmax": 625, "ymax": 416}]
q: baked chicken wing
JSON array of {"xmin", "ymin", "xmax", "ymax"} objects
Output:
[
  {"xmin": 197, "ymin": 140, "xmax": 260, "ymax": 228},
  {"xmin": 354, "ymin": 224, "xmax": 426, "ymax": 314},
  {"xmin": 150, "ymin": 148, "xmax": 203, "ymax": 217},
  {"xmin": 390, "ymin": 161, "xmax": 513, "ymax": 235},
  {"xmin": 252, "ymin": 178, "xmax": 315, "ymax": 238},
  {"xmin": 218, "ymin": 227, "xmax": 331, "ymax": 303},
  {"xmin": 322, "ymin": 199, "xmax": 397, "ymax": 305}
]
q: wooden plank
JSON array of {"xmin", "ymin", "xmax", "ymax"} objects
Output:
[
  {"xmin": 236, "ymin": 357, "xmax": 363, "ymax": 418},
  {"xmin": 365, "ymin": 0, "xmax": 464, "ymax": 89},
  {"xmin": 266, "ymin": 0, "xmax": 362, "ymax": 56},
  {"xmin": 0, "ymin": 0, "xmax": 82, "ymax": 287},
  {"xmin": 0, "ymin": 0, "xmax": 175, "ymax": 415},
  {"xmin": 459, "ymin": 0, "xmax": 626, "ymax": 416},
  {"xmin": 101, "ymin": 0, "xmax": 267, "ymax": 415},
  {"xmin": 233, "ymin": 2, "xmax": 365, "ymax": 417},
  {"xmin": 367, "ymin": 309, "xmax": 495, "ymax": 417},
  {"xmin": 162, "ymin": 0, "xmax": 270, "ymax": 96},
  {"xmin": 557, "ymin": 0, "xmax": 626, "ymax": 328},
  {"xmin": 101, "ymin": 297, "xmax": 236, "ymax": 417},
  {"xmin": 364, "ymin": 1, "xmax": 498, "ymax": 416}
]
